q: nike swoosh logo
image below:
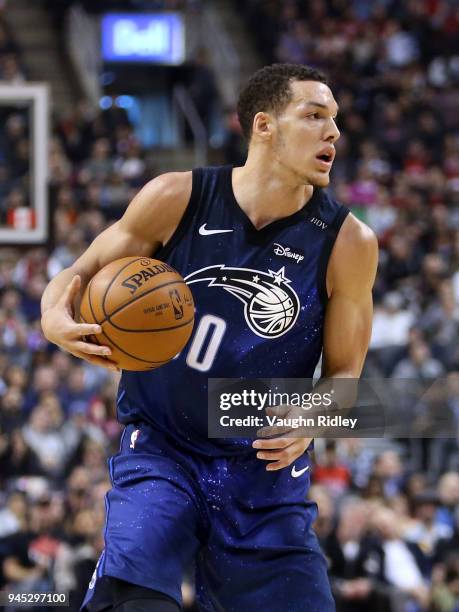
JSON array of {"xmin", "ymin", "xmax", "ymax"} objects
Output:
[
  {"xmin": 199, "ymin": 224, "xmax": 234, "ymax": 236},
  {"xmin": 291, "ymin": 465, "xmax": 310, "ymax": 478}
]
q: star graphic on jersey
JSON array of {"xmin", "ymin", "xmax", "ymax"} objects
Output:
[
  {"xmin": 268, "ymin": 267, "xmax": 289, "ymax": 286},
  {"xmin": 222, "ymin": 276, "xmax": 227, "ymax": 281},
  {"xmin": 253, "ymin": 275, "xmax": 260, "ymax": 283}
]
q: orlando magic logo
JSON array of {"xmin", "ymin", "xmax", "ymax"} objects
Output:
[{"xmin": 185, "ymin": 265, "xmax": 300, "ymax": 338}]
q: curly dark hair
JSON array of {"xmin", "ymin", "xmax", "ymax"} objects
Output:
[{"xmin": 237, "ymin": 63, "xmax": 328, "ymax": 141}]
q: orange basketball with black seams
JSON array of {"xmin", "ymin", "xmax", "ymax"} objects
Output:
[{"xmin": 79, "ymin": 257, "xmax": 195, "ymax": 371}]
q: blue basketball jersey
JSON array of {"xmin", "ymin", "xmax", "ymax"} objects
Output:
[{"xmin": 117, "ymin": 165, "xmax": 349, "ymax": 455}]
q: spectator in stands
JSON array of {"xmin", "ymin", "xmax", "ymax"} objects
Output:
[
  {"xmin": 405, "ymin": 490, "xmax": 453, "ymax": 577},
  {"xmin": 309, "ymin": 484, "xmax": 334, "ymax": 542},
  {"xmin": 372, "ymin": 450, "xmax": 404, "ymax": 498},
  {"xmin": 47, "ymin": 228, "xmax": 88, "ymax": 277},
  {"xmin": 22, "ymin": 397, "xmax": 81, "ymax": 478},
  {"xmin": 313, "ymin": 440, "xmax": 352, "ymax": 499},
  {"xmin": 60, "ymin": 365, "xmax": 94, "ymax": 417},
  {"xmin": 0, "ymin": 53, "xmax": 25, "ymax": 83},
  {"xmin": 391, "ymin": 339, "xmax": 445, "ymax": 379},
  {"xmin": 186, "ymin": 48, "xmax": 219, "ymax": 137},
  {"xmin": 382, "ymin": 233, "xmax": 422, "ymax": 288},
  {"xmin": 362, "ymin": 506, "xmax": 429, "ymax": 609},
  {"xmin": 0, "ymin": 21, "xmax": 18, "ymax": 57},
  {"xmin": 436, "ymin": 473, "xmax": 459, "ymax": 531},
  {"xmin": 420, "ymin": 280, "xmax": 459, "ymax": 369},
  {"xmin": 0, "ymin": 491, "xmax": 27, "ymax": 538},
  {"xmin": 430, "ymin": 553, "xmax": 459, "ymax": 612},
  {"xmin": 79, "ymin": 138, "xmax": 114, "ymax": 184},
  {"xmin": 222, "ymin": 109, "xmax": 246, "ymax": 167},
  {"xmin": 0, "ymin": 493, "xmax": 65, "ymax": 597},
  {"xmin": 323, "ymin": 500, "xmax": 386, "ymax": 612},
  {"xmin": 370, "ymin": 291, "xmax": 415, "ymax": 375},
  {"xmin": 0, "ymin": 428, "xmax": 38, "ymax": 480},
  {"xmin": 55, "ymin": 506, "xmax": 104, "ymax": 608},
  {"xmin": 48, "ymin": 137, "xmax": 72, "ymax": 186}
]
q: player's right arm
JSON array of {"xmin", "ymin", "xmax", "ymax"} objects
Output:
[{"xmin": 41, "ymin": 172, "xmax": 192, "ymax": 369}]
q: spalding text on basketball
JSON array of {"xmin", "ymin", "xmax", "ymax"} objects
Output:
[{"xmin": 122, "ymin": 263, "xmax": 176, "ymax": 294}]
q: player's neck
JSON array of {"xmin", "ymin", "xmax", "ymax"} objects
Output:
[{"xmin": 232, "ymin": 155, "xmax": 314, "ymax": 230}]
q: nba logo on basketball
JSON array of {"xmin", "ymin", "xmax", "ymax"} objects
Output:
[{"xmin": 169, "ymin": 289, "xmax": 184, "ymax": 320}]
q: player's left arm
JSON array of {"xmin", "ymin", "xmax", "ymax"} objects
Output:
[
  {"xmin": 321, "ymin": 214, "xmax": 379, "ymax": 377},
  {"xmin": 253, "ymin": 215, "xmax": 378, "ymax": 470}
]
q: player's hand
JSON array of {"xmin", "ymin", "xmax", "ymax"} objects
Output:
[
  {"xmin": 253, "ymin": 435, "xmax": 311, "ymax": 471},
  {"xmin": 41, "ymin": 275, "xmax": 119, "ymax": 371},
  {"xmin": 252, "ymin": 405, "xmax": 312, "ymax": 471}
]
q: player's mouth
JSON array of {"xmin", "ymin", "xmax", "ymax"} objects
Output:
[{"xmin": 315, "ymin": 146, "xmax": 335, "ymax": 170}]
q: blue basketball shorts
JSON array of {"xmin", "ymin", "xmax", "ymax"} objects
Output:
[{"xmin": 81, "ymin": 422, "xmax": 335, "ymax": 612}]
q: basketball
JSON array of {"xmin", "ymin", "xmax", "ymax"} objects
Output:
[{"xmin": 79, "ymin": 257, "xmax": 195, "ymax": 371}]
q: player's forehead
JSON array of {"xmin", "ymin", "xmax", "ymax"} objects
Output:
[{"xmin": 286, "ymin": 80, "xmax": 338, "ymax": 114}]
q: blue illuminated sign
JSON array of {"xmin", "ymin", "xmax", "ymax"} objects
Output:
[{"xmin": 101, "ymin": 13, "xmax": 185, "ymax": 64}]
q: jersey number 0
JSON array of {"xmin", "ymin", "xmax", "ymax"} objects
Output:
[{"xmin": 185, "ymin": 314, "xmax": 227, "ymax": 372}]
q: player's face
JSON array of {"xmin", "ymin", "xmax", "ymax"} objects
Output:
[{"xmin": 272, "ymin": 80, "xmax": 340, "ymax": 187}]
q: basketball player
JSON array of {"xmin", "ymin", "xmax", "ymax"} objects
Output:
[{"xmin": 41, "ymin": 64, "xmax": 378, "ymax": 611}]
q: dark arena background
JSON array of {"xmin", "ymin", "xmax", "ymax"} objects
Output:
[{"xmin": 0, "ymin": 1, "xmax": 458, "ymax": 611}]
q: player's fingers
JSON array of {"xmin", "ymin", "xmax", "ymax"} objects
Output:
[
  {"xmin": 256, "ymin": 449, "xmax": 287, "ymax": 461},
  {"xmin": 258, "ymin": 442, "xmax": 298, "ymax": 461},
  {"xmin": 265, "ymin": 404, "xmax": 291, "ymax": 417},
  {"xmin": 252, "ymin": 436, "xmax": 294, "ymax": 450},
  {"xmin": 72, "ymin": 341, "xmax": 112, "ymax": 358},
  {"xmin": 74, "ymin": 323, "xmax": 102, "ymax": 337},
  {"xmin": 68, "ymin": 349, "xmax": 119, "ymax": 371},
  {"xmin": 256, "ymin": 424, "xmax": 292, "ymax": 438},
  {"xmin": 265, "ymin": 460, "xmax": 289, "ymax": 471}
]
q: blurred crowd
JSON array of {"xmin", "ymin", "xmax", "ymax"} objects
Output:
[
  {"xmin": 311, "ymin": 439, "xmax": 459, "ymax": 612},
  {"xmin": 0, "ymin": 15, "xmax": 29, "ymax": 227},
  {"xmin": 0, "ymin": 14, "xmax": 24, "ymax": 84},
  {"xmin": 0, "ymin": 0, "xmax": 458, "ymax": 610}
]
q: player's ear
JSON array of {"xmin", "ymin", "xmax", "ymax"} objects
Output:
[{"xmin": 252, "ymin": 112, "xmax": 273, "ymax": 142}]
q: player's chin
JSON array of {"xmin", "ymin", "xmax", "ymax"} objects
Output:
[{"xmin": 309, "ymin": 171, "xmax": 331, "ymax": 188}]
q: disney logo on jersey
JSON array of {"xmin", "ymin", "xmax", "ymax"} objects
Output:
[
  {"xmin": 121, "ymin": 261, "xmax": 175, "ymax": 295},
  {"xmin": 185, "ymin": 265, "xmax": 300, "ymax": 338},
  {"xmin": 273, "ymin": 243, "xmax": 304, "ymax": 264}
]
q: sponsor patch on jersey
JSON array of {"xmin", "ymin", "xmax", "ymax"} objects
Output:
[
  {"xmin": 273, "ymin": 243, "xmax": 305, "ymax": 264},
  {"xmin": 310, "ymin": 217, "xmax": 328, "ymax": 230}
]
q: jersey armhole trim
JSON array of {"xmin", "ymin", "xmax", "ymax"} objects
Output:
[
  {"xmin": 152, "ymin": 168, "xmax": 202, "ymax": 261},
  {"xmin": 317, "ymin": 206, "xmax": 350, "ymax": 307}
]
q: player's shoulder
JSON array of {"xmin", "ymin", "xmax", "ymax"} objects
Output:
[
  {"xmin": 328, "ymin": 211, "xmax": 378, "ymax": 289},
  {"xmin": 337, "ymin": 212, "xmax": 378, "ymax": 256},
  {"xmin": 144, "ymin": 170, "xmax": 193, "ymax": 199},
  {"xmin": 142, "ymin": 165, "xmax": 225, "ymax": 198},
  {"xmin": 120, "ymin": 171, "xmax": 194, "ymax": 243},
  {"xmin": 320, "ymin": 189, "xmax": 377, "ymax": 257}
]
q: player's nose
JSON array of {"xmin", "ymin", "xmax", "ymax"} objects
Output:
[{"xmin": 324, "ymin": 117, "xmax": 340, "ymax": 143}]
